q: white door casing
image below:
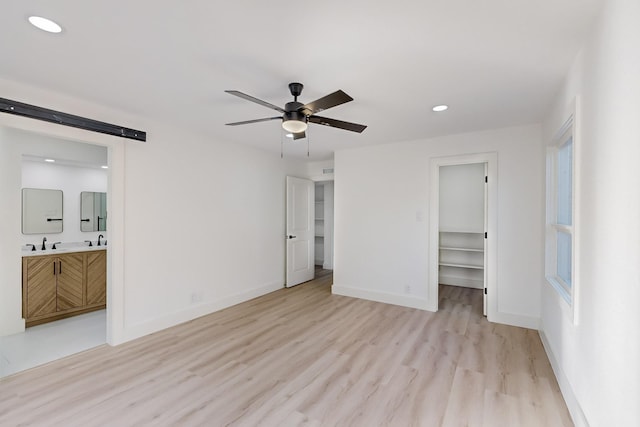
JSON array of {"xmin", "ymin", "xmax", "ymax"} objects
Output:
[
  {"xmin": 428, "ymin": 152, "xmax": 497, "ymax": 321},
  {"xmin": 483, "ymin": 162, "xmax": 488, "ymax": 316},
  {"xmin": 286, "ymin": 176, "xmax": 315, "ymax": 287}
]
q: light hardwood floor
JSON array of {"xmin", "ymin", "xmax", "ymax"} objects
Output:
[{"xmin": 0, "ymin": 272, "xmax": 572, "ymax": 426}]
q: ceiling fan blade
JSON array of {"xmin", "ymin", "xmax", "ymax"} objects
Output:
[
  {"xmin": 308, "ymin": 115, "xmax": 367, "ymax": 133},
  {"xmin": 301, "ymin": 90, "xmax": 353, "ymax": 115},
  {"xmin": 226, "ymin": 117, "xmax": 281, "ymax": 126},
  {"xmin": 292, "ymin": 131, "xmax": 306, "ymax": 140},
  {"xmin": 225, "ymin": 90, "xmax": 285, "ymax": 113}
]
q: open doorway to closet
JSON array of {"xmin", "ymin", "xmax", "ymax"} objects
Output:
[
  {"xmin": 438, "ymin": 162, "xmax": 487, "ymax": 315},
  {"xmin": 428, "ymin": 153, "xmax": 497, "ymax": 319},
  {"xmin": 314, "ymin": 181, "xmax": 334, "ymax": 271}
]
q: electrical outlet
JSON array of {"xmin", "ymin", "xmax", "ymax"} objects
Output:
[{"xmin": 190, "ymin": 291, "xmax": 203, "ymax": 304}]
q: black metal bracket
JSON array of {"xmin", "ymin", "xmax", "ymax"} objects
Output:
[
  {"xmin": 46, "ymin": 218, "xmax": 63, "ymax": 222},
  {"xmin": 0, "ymin": 97, "xmax": 146, "ymax": 142}
]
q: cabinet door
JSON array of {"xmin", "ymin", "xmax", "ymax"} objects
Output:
[
  {"xmin": 57, "ymin": 253, "xmax": 84, "ymax": 311},
  {"xmin": 86, "ymin": 251, "xmax": 106, "ymax": 306},
  {"xmin": 24, "ymin": 256, "xmax": 57, "ymax": 318}
]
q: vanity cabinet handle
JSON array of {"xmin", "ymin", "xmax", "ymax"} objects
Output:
[
  {"xmin": 59, "ymin": 261, "xmax": 62, "ymax": 274},
  {"xmin": 53, "ymin": 262, "xmax": 56, "ymax": 275}
]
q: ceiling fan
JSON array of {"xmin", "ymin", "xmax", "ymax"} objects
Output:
[{"xmin": 225, "ymin": 82, "xmax": 367, "ymax": 140}]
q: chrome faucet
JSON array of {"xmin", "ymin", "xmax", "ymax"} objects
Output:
[
  {"xmin": 97, "ymin": 234, "xmax": 104, "ymax": 246},
  {"xmin": 41, "ymin": 237, "xmax": 47, "ymax": 250}
]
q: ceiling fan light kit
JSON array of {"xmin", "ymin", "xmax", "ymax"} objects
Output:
[
  {"xmin": 282, "ymin": 111, "xmax": 308, "ymax": 133},
  {"xmin": 225, "ymin": 82, "xmax": 367, "ymax": 141}
]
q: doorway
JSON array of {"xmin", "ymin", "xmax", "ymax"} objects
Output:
[
  {"xmin": 314, "ymin": 181, "xmax": 334, "ymax": 271},
  {"xmin": 285, "ymin": 177, "xmax": 335, "ymax": 288},
  {"xmin": 0, "ymin": 120, "xmax": 126, "ymax": 377},
  {"xmin": 438, "ymin": 162, "xmax": 487, "ymax": 314},
  {"xmin": 1, "ymin": 130, "xmax": 110, "ymax": 378},
  {"xmin": 428, "ymin": 153, "xmax": 497, "ymax": 319}
]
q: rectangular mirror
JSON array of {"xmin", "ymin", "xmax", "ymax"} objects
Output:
[
  {"xmin": 81, "ymin": 191, "xmax": 107, "ymax": 232},
  {"xmin": 22, "ymin": 188, "xmax": 64, "ymax": 234}
]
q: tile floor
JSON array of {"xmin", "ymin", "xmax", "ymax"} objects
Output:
[{"xmin": 0, "ymin": 310, "xmax": 106, "ymax": 378}]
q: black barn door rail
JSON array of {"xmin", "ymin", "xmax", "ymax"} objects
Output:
[{"xmin": 0, "ymin": 97, "xmax": 146, "ymax": 142}]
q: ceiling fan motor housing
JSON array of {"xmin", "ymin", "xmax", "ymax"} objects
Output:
[
  {"xmin": 284, "ymin": 110, "xmax": 306, "ymax": 122},
  {"xmin": 285, "ymin": 101, "xmax": 304, "ymax": 113},
  {"xmin": 283, "ymin": 99, "xmax": 307, "ymax": 132}
]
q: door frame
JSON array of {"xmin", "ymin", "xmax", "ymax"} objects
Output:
[
  {"xmin": 285, "ymin": 176, "xmax": 315, "ymax": 287},
  {"xmin": 0, "ymin": 114, "xmax": 125, "ymax": 345},
  {"xmin": 428, "ymin": 152, "xmax": 497, "ymax": 320}
]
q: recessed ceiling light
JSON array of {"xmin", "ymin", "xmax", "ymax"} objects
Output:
[
  {"xmin": 432, "ymin": 105, "xmax": 449, "ymax": 112},
  {"xmin": 28, "ymin": 16, "xmax": 62, "ymax": 33},
  {"xmin": 101, "ymin": 165, "xmax": 109, "ymax": 169},
  {"xmin": 44, "ymin": 158, "xmax": 55, "ymax": 163}
]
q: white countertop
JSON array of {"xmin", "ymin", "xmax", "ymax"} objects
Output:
[{"xmin": 22, "ymin": 242, "xmax": 107, "ymax": 257}]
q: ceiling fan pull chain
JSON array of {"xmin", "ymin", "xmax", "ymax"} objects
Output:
[
  {"xmin": 281, "ymin": 132, "xmax": 284, "ymax": 159},
  {"xmin": 307, "ymin": 130, "xmax": 310, "ymax": 157}
]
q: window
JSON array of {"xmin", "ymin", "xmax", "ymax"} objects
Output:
[{"xmin": 546, "ymin": 116, "xmax": 575, "ymax": 306}]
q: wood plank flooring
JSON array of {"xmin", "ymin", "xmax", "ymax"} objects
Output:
[{"xmin": 0, "ymin": 273, "xmax": 572, "ymax": 426}]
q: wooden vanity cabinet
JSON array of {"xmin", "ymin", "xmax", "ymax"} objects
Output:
[
  {"xmin": 23, "ymin": 256, "xmax": 58, "ymax": 319},
  {"xmin": 86, "ymin": 251, "xmax": 107, "ymax": 305},
  {"xmin": 22, "ymin": 250, "xmax": 106, "ymax": 327},
  {"xmin": 55, "ymin": 253, "xmax": 84, "ymax": 311}
]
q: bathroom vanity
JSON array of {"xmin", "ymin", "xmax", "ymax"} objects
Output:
[{"xmin": 22, "ymin": 247, "xmax": 106, "ymax": 327}]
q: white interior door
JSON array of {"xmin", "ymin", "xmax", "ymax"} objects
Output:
[{"xmin": 286, "ymin": 176, "xmax": 315, "ymax": 287}]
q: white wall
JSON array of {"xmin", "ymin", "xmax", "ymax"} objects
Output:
[
  {"xmin": 333, "ymin": 124, "xmax": 543, "ymax": 327},
  {"xmin": 439, "ymin": 163, "xmax": 485, "ymax": 232},
  {"xmin": 0, "ymin": 127, "xmax": 25, "ymax": 335},
  {"xmin": 122, "ymin": 127, "xmax": 286, "ymax": 333},
  {"xmin": 307, "ymin": 159, "xmax": 335, "ymax": 181},
  {"xmin": 0, "ymin": 77, "xmax": 294, "ymax": 341},
  {"xmin": 21, "ymin": 160, "xmax": 107, "ymax": 245},
  {"xmin": 540, "ymin": 0, "xmax": 640, "ymax": 425}
]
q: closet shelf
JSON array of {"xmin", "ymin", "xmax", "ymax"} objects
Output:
[
  {"xmin": 439, "ymin": 262, "xmax": 484, "ymax": 270},
  {"xmin": 439, "ymin": 246, "xmax": 484, "ymax": 252}
]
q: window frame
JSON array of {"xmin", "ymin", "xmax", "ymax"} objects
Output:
[{"xmin": 545, "ymin": 105, "xmax": 580, "ymax": 324}]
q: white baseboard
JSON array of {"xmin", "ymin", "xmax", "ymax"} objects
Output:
[
  {"xmin": 539, "ymin": 329, "xmax": 589, "ymax": 427},
  {"xmin": 331, "ymin": 284, "xmax": 429, "ymax": 311},
  {"xmin": 121, "ymin": 280, "xmax": 283, "ymax": 343},
  {"xmin": 489, "ymin": 311, "xmax": 540, "ymax": 330}
]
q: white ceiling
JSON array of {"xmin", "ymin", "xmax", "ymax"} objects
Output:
[{"xmin": 1, "ymin": 1, "xmax": 602, "ymax": 160}]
